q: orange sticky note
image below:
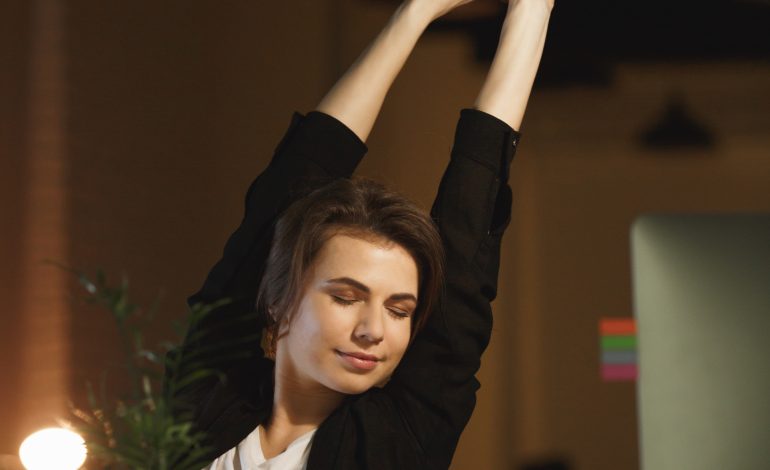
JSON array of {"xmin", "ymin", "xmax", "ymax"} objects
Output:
[{"xmin": 600, "ymin": 318, "xmax": 636, "ymax": 336}]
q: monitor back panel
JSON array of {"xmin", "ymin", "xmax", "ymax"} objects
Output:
[{"xmin": 632, "ymin": 214, "xmax": 770, "ymax": 470}]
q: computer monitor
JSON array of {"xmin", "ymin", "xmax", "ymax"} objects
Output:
[{"xmin": 631, "ymin": 214, "xmax": 770, "ymax": 470}]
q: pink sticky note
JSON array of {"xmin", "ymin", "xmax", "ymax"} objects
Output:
[{"xmin": 601, "ymin": 364, "xmax": 638, "ymax": 382}]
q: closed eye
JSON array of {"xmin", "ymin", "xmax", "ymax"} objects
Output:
[
  {"xmin": 388, "ymin": 308, "xmax": 410, "ymax": 319},
  {"xmin": 333, "ymin": 295, "xmax": 411, "ymax": 319},
  {"xmin": 331, "ymin": 295, "xmax": 358, "ymax": 306}
]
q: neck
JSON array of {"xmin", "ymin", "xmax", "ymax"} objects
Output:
[
  {"xmin": 260, "ymin": 353, "xmax": 345, "ymax": 458},
  {"xmin": 269, "ymin": 368, "xmax": 344, "ymax": 429}
]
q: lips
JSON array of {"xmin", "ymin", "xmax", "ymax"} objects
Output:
[{"xmin": 336, "ymin": 350, "xmax": 381, "ymax": 371}]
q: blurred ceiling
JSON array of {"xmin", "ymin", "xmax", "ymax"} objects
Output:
[{"xmin": 420, "ymin": 0, "xmax": 770, "ymax": 86}]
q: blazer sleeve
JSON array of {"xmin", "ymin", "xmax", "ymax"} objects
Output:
[
  {"xmin": 188, "ymin": 111, "xmax": 367, "ymax": 311},
  {"xmin": 172, "ymin": 111, "xmax": 367, "ymax": 401},
  {"xmin": 384, "ymin": 108, "xmax": 520, "ymax": 467}
]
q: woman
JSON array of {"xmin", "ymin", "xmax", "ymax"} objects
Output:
[{"xmin": 178, "ymin": 0, "xmax": 554, "ymax": 468}]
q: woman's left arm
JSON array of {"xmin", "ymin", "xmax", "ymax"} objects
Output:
[
  {"xmin": 475, "ymin": 0, "xmax": 554, "ymax": 129},
  {"xmin": 384, "ymin": 2, "xmax": 554, "ymax": 465}
]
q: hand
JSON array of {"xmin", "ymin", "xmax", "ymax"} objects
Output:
[{"xmin": 405, "ymin": 0, "xmax": 476, "ymax": 23}]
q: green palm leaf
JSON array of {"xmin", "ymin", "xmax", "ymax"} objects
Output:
[{"xmin": 61, "ymin": 268, "xmax": 260, "ymax": 469}]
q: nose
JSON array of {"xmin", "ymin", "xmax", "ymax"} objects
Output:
[{"xmin": 353, "ymin": 303, "xmax": 385, "ymax": 344}]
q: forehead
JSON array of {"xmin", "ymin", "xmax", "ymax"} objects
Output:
[{"xmin": 310, "ymin": 233, "xmax": 418, "ymax": 293}]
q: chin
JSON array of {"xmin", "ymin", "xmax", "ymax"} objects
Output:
[{"xmin": 328, "ymin": 376, "xmax": 382, "ymax": 395}]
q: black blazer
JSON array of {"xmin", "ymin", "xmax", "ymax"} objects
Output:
[{"xmin": 174, "ymin": 108, "xmax": 520, "ymax": 469}]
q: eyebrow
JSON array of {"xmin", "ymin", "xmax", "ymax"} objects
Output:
[{"xmin": 324, "ymin": 277, "xmax": 418, "ymax": 303}]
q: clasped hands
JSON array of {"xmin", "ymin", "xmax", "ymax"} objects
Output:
[{"xmin": 405, "ymin": 0, "xmax": 555, "ymax": 23}]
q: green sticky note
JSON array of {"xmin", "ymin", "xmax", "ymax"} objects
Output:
[{"xmin": 601, "ymin": 335, "xmax": 637, "ymax": 350}]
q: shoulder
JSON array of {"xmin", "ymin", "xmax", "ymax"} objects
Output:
[{"xmin": 310, "ymin": 389, "xmax": 428, "ymax": 469}]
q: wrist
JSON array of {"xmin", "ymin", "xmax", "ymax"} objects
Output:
[
  {"xmin": 501, "ymin": 0, "xmax": 552, "ymax": 41},
  {"xmin": 506, "ymin": 0, "xmax": 554, "ymax": 21},
  {"xmin": 398, "ymin": 1, "xmax": 438, "ymax": 29}
]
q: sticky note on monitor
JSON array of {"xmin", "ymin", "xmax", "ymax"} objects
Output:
[{"xmin": 600, "ymin": 318, "xmax": 637, "ymax": 382}]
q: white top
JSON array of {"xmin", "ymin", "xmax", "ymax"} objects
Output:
[{"xmin": 203, "ymin": 426, "xmax": 316, "ymax": 470}]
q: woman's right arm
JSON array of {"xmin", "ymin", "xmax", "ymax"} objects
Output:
[
  {"xmin": 173, "ymin": 0, "xmax": 473, "ymax": 394},
  {"xmin": 172, "ymin": 112, "xmax": 368, "ymax": 408},
  {"xmin": 182, "ymin": 0, "xmax": 470, "ymax": 352},
  {"xmin": 316, "ymin": 0, "xmax": 472, "ymax": 141}
]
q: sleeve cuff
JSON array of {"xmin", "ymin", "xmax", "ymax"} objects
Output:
[
  {"xmin": 276, "ymin": 111, "xmax": 368, "ymax": 177},
  {"xmin": 452, "ymin": 108, "xmax": 521, "ymax": 176}
]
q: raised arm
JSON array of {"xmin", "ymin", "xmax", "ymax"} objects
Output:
[
  {"xmin": 184, "ymin": 0, "xmax": 478, "ymax": 342},
  {"xmin": 380, "ymin": 2, "xmax": 554, "ymax": 466},
  {"xmin": 475, "ymin": 0, "xmax": 554, "ymax": 129},
  {"xmin": 316, "ymin": 0, "xmax": 473, "ymax": 141},
  {"xmin": 174, "ymin": 0, "xmax": 475, "ymax": 409}
]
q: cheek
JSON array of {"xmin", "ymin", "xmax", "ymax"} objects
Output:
[
  {"xmin": 285, "ymin": 303, "xmax": 322, "ymax": 351},
  {"xmin": 389, "ymin": 322, "xmax": 412, "ymax": 357},
  {"xmin": 290, "ymin": 296, "xmax": 349, "ymax": 347}
]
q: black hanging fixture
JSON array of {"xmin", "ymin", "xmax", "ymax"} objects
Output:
[{"xmin": 639, "ymin": 92, "xmax": 715, "ymax": 150}]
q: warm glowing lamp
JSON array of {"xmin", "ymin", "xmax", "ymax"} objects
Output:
[{"xmin": 19, "ymin": 428, "xmax": 87, "ymax": 470}]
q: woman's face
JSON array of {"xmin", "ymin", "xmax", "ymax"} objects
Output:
[{"xmin": 275, "ymin": 233, "xmax": 418, "ymax": 395}]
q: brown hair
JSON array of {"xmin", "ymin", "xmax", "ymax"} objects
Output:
[{"xmin": 256, "ymin": 177, "xmax": 444, "ymax": 357}]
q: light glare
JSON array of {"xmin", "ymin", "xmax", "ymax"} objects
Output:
[{"xmin": 19, "ymin": 428, "xmax": 87, "ymax": 470}]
